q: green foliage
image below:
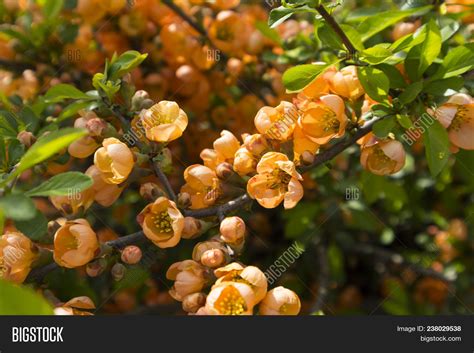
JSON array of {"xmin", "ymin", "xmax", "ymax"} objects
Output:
[
  {"xmin": 0, "ymin": 280, "xmax": 54, "ymax": 315},
  {"xmin": 44, "ymin": 84, "xmax": 92, "ymax": 103},
  {"xmin": 357, "ymin": 66, "xmax": 390, "ymax": 103},
  {"xmin": 0, "ymin": 128, "xmax": 87, "ymax": 186},
  {"xmin": 282, "ymin": 63, "xmax": 332, "ymax": 92},
  {"xmin": 0, "ymin": 194, "xmax": 36, "ymax": 221},
  {"xmin": 423, "ymin": 119, "xmax": 451, "ymax": 177},
  {"xmin": 25, "ymin": 171, "xmax": 93, "ymax": 197}
]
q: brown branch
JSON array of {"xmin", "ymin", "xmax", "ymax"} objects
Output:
[
  {"xmin": 184, "ymin": 193, "xmax": 251, "ymax": 218},
  {"xmin": 311, "ymin": 243, "xmax": 330, "ymax": 313},
  {"xmin": 316, "ymin": 4, "xmax": 357, "ymax": 55},
  {"xmin": 153, "ymin": 161, "xmax": 177, "ymax": 202}
]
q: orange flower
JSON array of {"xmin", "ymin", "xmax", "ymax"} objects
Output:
[
  {"xmin": 360, "ymin": 134, "xmax": 406, "ymax": 175},
  {"xmin": 200, "ymin": 148, "xmax": 225, "ymax": 170},
  {"xmin": 208, "ymin": 10, "xmax": 249, "ymax": 56},
  {"xmin": 50, "ymin": 187, "xmax": 95, "ymax": 215},
  {"xmin": 181, "ymin": 165, "xmax": 220, "ymax": 209},
  {"xmin": 205, "ymin": 282, "xmax": 256, "ymax": 315},
  {"xmin": 54, "ymin": 296, "xmax": 95, "ymax": 316},
  {"xmin": 298, "ymin": 94, "xmax": 348, "ymax": 145},
  {"xmin": 328, "ymin": 66, "xmax": 365, "ymax": 100},
  {"xmin": 220, "ymin": 216, "xmax": 246, "ymax": 246},
  {"xmin": 94, "ymin": 137, "xmax": 134, "ymax": 185},
  {"xmin": 215, "ymin": 263, "xmax": 267, "ymax": 304},
  {"xmin": 139, "ymin": 101, "xmax": 188, "ymax": 143},
  {"xmin": 294, "ymin": 66, "xmax": 337, "ymax": 109},
  {"xmin": 293, "ymin": 123, "xmax": 319, "ymax": 163},
  {"xmin": 0, "ymin": 231, "xmax": 38, "ymax": 284},
  {"xmin": 53, "ymin": 219, "xmax": 99, "ymax": 268},
  {"xmin": 259, "ymin": 286, "xmax": 301, "ymax": 315},
  {"xmin": 213, "ymin": 130, "xmax": 240, "ymax": 160},
  {"xmin": 68, "ymin": 111, "xmax": 100, "ymax": 159},
  {"xmin": 433, "ymin": 93, "xmax": 474, "ymax": 151},
  {"xmin": 254, "ymin": 101, "xmax": 298, "ymax": 141},
  {"xmin": 233, "ymin": 146, "xmax": 257, "ymax": 176},
  {"xmin": 86, "ymin": 165, "xmax": 123, "ymax": 207},
  {"xmin": 247, "ymin": 152, "xmax": 303, "ymax": 209},
  {"xmin": 166, "ymin": 260, "xmax": 208, "ymax": 301},
  {"xmin": 137, "ymin": 197, "xmax": 184, "ymax": 248}
]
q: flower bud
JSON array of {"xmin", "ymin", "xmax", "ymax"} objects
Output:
[
  {"xmin": 17, "ymin": 131, "xmax": 36, "ymax": 148},
  {"xmin": 201, "ymin": 249, "xmax": 226, "ymax": 268},
  {"xmin": 86, "ymin": 259, "xmax": 107, "ymax": 277},
  {"xmin": 85, "ymin": 118, "xmax": 108, "ymax": 137},
  {"xmin": 131, "ymin": 90, "xmax": 150, "ymax": 111},
  {"xmin": 216, "ymin": 162, "xmax": 234, "ymax": 180},
  {"xmin": 121, "ymin": 246, "xmax": 142, "ymax": 265},
  {"xmin": 192, "ymin": 240, "xmax": 226, "ymax": 262},
  {"xmin": 140, "ymin": 182, "xmax": 164, "ymax": 201},
  {"xmin": 182, "ymin": 217, "xmax": 202, "ymax": 239},
  {"xmin": 182, "ymin": 292, "xmax": 207, "ymax": 313},
  {"xmin": 300, "ymin": 150, "xmax": 315, "ymax": 166},
  {"xmin": 111, "ymin": 263, "xmax": 126, "ymax": 281},
  {"xmin": 177, "ymin": 192, "xmax": 191, "ymax": 209},
  {"xmin": 259, "ymin": 286, "xmax": 301, "ymax": 315},
  {"xmin": 220, "ymin": 216, "xmax": 245, "ymax": 246}
]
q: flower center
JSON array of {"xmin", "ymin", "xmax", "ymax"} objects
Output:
[
  {"xmin": 323, "ymin": 112, "xmax": 340, "ymax": 132},
  {"xmin": 266, "ymin": 168, "xmax": 292, "ymax": 189},
  {"xmin": 450, "ymin": 106, "xmax": 471, "ymax": 132},
  {"xmin": 368, "ymin": 145, "xmax": 396, "ymax": 172},
  {"xmin": 215, "ymin": 285, "xmax": 247, "ymax": 315},
  {"xmin": 216, "ymin": 26, "xmax": 233, "ymax": 41},
  {"xmin": 153, "ymin": 211, "xmax": 173, "ymax": 233}
]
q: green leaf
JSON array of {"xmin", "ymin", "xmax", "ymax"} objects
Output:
[
  {"xmin": 423, "ymin": 119, "xmax": 450, "ymax": 177},
  {"xmin": 399, "ymin": 81, "xmax": 423, "ymax": 104},
  {"xmin": 357, "ymin": 66, "xmax": 390, "ymax": 103},
  {"xmin": 282, "ymin": 63, "xmax": 331, "ymax": 93},
  {"xmin": 362, "ymin": 44, "xmax": 392, "ymax": 65},
  {"xmin": 439, "ymin": 17, "xmax": 460, "ymax": 42},
  {"xmin": 56, "ymin": 100, "xmax": 97, "ymax": 122},
  {"xmin": 340, "ymin": 24, "xmax": 365, "ymax": 51},
  {"xmin": 19, "ymin": 106, "xmax": 40, "ymax": 132},
  {"xmin": 357, "ymin": 6, "xmax": 432, "ymax": 42},
  {"xmin": 423, "ymin": 77, "xmax": 464, "ymax": 96},
  {"xmin": 396, "ymin": 114, "xmax": 413, "ymax": 129},
  {"xmin": 0, "ymin": 194, "xmax": 36, "ymax": 221},
  {"xmin": 377, "ymin": 64, "xmax": 407, "ymax": 89},
  {"xmin": 0, "ymin": 111, "xmax": 18, "ymax": 137},
  {"xmin": 0, "ymin": 128, "xmax": 87, "ymax": 187},
  {"xmin": 43, "ymin": 0, "xmax": 64, "ymax": 19},
  {"xmin": 255, "ymin": 21, "xmax": 282, "ymax": 44},
  {"xmin": 15, "ymin": 209, "xmax": 48, "ymax": 241},
  {"xmin": 44, "ymin": 84, "xmax": 91, "ymax": 103},
  {"xmin": 373, "ymin": 116, "xmax": 396, "ymax": 138},
  {"xmin": 268, "ymin": 6, "xmax": 315, "ymax": 28},
  {"xmin": 317, "ymin": 22, "xmax": 344, "ymax": 50},
  {"xmin": 0, "ymin": 280, "xmax": 54, "ymax": 315},
  {"xmin": 108, "ymin": 51, "xmax": 148, "ymax": 80},
  {"xmin": 406, "ymin": 20, "xmax": 441, "ymax": 80},
  {"xmin": 26, "ymin": 172, "xmax": 93, "ymax": 197},
  {"xmin": 433, "ymin": 43, "xmax": 474, "ymax": 79}
]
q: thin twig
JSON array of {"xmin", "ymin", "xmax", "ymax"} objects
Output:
[
  {"xmin": 184, "ymin": 194, "xmax": 251, "ymax": 218},
  {"xmin": 316, "ymin": 5, "xmax": 357, "ymax": 55},
  {"xmin": 106, "ymin": 231, "xmax": 147, "ymax": 249},
  {"xmin": 153, "ymin": 161, "xmax": 177, "ymax": 201}
]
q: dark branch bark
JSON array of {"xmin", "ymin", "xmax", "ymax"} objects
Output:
[
  {"xmin": 316, "ymin": 5, "xmax": 357, "ymax": 55},
  {"xmin": 184, "ymin": 193, "xmax": 251, "ymax": 218},
  {"xmin": 311, "ymin": 244, "xmax": 330, "ymax": 313},
  {"xmin": 153, "ymin": 162, "xmax": 177, "ymax": 202}
]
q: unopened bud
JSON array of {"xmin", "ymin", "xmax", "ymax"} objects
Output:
[
  {"xmin": 17, "ymin": 131, "xmax": 36, "ymax": 148},
  {"xmin": 200, "ymin": 249, "xmax": 226, "ymax": 268},
  {"xmin": 220, "ymin": 216, "xmax": 245, "ymax": 245},
  {"xmin": 182, "ymin": 292, "xmax": 207, "ymax": 313},
  {"xmin": 85, "ymin": 118, "xmax": 108, "ymax": 137},
  {"xmin": 177, "ymin": 192, "xmax": 191, "ymax": 209},
  {"xmin": 140, "ymin": 182, "xmax": 164, "ymax": 201},
  {"xmin": 121, "ymin": 245, "xmax": 142, "ymax": 265},
  {"xmin": 47, "ymin": 219, "xmax": 64, "ymax": 236},
  {"xmin": 131, "ymin": 90, "xmax": 151, "ymax": 111},
  {"xmin": 182, "ymin": 217, "xmax": 202, "ymax": 239},
  {"xmin": 192, "ymin": 240, "xmax": 226, "ymax": 262},
  {"xmin": 216, "ymin": 162, "xmax": 234, "ymax": 180},
  {"xmin": 111, "ymin": 263, "xmax": 126, "ymax": 281},
  {"xmin": 300, "ymin": 150, "xmax": 315, "ymax": 166},
  {"xmin": 86, "ymin": 259, "xmax": 107, "ymax": 277}
]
